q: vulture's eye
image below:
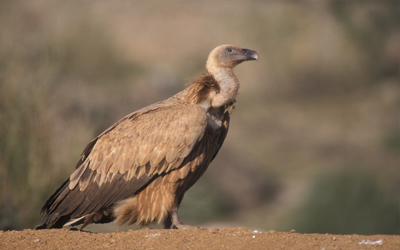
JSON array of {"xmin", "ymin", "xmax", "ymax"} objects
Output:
[{"xmin": 227, "ymin": 48, "xmax": 233, "ymax": 53}]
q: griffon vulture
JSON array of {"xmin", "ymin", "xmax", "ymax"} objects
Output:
[{"xmin": 35, "ymin": 44, "xmax": 259, "ymax": 230}]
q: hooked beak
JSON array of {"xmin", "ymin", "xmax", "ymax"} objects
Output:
[{"xmin": 242, "ymin": 48, "xmax": 259, "ymax": 61}]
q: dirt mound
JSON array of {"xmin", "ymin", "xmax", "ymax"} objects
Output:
[{"xmin": 1, "ymin": 227, "xmax": 398, "ymax": 249}]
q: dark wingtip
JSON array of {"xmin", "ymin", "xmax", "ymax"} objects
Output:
[{"xmin": 34, "ymin": 213, "xmax": 67, "ymax": 230}]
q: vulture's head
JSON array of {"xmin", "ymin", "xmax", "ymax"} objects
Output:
[{"xmin": 206, "ymin": 44, "xmax": 259, "ymax": 74}]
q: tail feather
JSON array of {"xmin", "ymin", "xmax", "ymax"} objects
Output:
[
  {"xmin": 35, "ymin": 169, "xmax": 153, "ymax": 229},
  {"xmin": 35, "ymin": 213, "xmax": 71, "ymax": 229},
  {"xmin": 39, "ymin": 179, "xmax": 69, "ymax": 215},
  {"xmin": 35, "ymin": 178, "xmax": 74, "ymax": 229}
]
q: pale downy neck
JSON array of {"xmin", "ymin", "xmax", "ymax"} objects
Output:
[{"xmin": 208, "ymin": 67, "xmax": 239, "ymax": 108}]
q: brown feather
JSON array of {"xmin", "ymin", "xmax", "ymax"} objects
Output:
[
  {"xmin": 186, "ymin": 74, "xmax": 220, "ymax": 104},
  {"xmin": 35, "ymin": 44, "xmax": 258, "ymax": 230}
]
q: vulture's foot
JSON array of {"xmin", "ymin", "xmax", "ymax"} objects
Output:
[
  {"xmin": 164, "ymin": 209, "xmax": 200, "ymax": 229},
  {"xmin": 171, "ymin": 223, "xmax": 200, "ymax": 229}
]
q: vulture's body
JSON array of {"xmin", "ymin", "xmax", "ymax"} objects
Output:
[{"xmin": 36, "ymin": 45, "xmax": 258, "ymax": 230}]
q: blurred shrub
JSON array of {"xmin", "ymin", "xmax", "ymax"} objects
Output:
[
  {"xmin": 0, "ymin": 3, "xmax": 141, "ymax": 230},
  {"xmin": 0, "ymin": 34, "xmax": 62, "ymax": 229},
  {"xmin": 287, "ymin": 169, "xmax": 399, "ymax": 235},
  {"xmin": 179, "ymin": 177, "xmax": 235, "ymax": 225}
]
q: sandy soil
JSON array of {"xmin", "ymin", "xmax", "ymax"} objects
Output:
[{"xmin": 1, "ymin": 227, "xmax": 398, "ymax": 250}]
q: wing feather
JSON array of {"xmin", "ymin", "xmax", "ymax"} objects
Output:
[
  {"xmin": 179, "ymin": 145, "xmax": 193, "ymax": 158},
  {"xmin": 38, "ymin": 103, "xmax": 209, "ymax": 228},
  {"xmin": 69, "ymin": 164, "xmax": 86, "ymax": 190},
  {"xmin": 111, "ymin": 152, "xmax": 124, "ymax": 174},
  {"xmin": 124, "ymin": 156, "xmax": 133, "ymax": 173},
  {"xmin": 138, "ymin": 143, "xmax": 153, "ymax": 167},
  {"xmin": 78, "ymin": 165, "xmax": 94, "ymax": 191},
  {"xmin": 165, "ymin": 146, "xmax": 179, "ymax": 163},
  {"xmin": 155, "ymin": 158, "xmax": 168, "ymax": 174},
  {"xmin": 150, "ymin": 143, "xmax": 168, "ymax": 167}
]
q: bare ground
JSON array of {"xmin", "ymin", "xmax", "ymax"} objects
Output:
[{"xmin": 1, "ymin": 228, "xmax": 398, "ymax": 250}]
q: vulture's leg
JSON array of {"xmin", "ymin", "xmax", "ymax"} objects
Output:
[
  {"xmin": 163, "ymin": 209, "xmax": 198, "ymax": 229},
  {"xmin": 163, "ymin": 213, "xmax": 173, "ymax": 229}
]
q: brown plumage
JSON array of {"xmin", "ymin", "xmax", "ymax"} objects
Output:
[{"xmin": 35, "ymin": 44, "xmax": 259, "ymax": 230}]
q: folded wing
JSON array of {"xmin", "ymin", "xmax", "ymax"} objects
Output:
[{"xmin": 36, "ymin": 103, "xmax": 208, "ymax": 229}]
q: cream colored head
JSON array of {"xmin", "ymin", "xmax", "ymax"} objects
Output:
[{"xmin": 206, "ymin": 44, "xmax": 259, "ymax": 75}]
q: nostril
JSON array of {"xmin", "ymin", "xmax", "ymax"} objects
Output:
[{"xmin": 242, "ymin": 49, "xmax": 249, "ymax": 54}]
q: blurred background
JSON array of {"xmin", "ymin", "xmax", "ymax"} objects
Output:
[{"xmin": 0, "ymin": 1, "xmax": 398, "ymax": 235}]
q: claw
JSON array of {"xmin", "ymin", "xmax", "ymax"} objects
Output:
[
  {"xmin": 171, "ymin": 223, "xmax": 199, "ymax": 229},
  {"xmin": 164, "ymin": 209, "xmax": 199, "ymax": 229}
]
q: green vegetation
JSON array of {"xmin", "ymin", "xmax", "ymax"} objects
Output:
[{"xmin": 286, "ymin": 169, "xmax": 399, "ymax": 235}]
